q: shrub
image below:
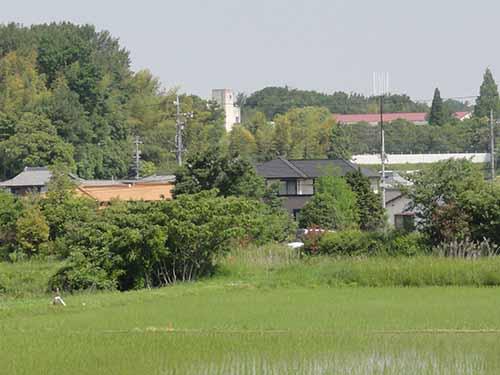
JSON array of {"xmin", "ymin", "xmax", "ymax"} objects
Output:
[
  {"xmin": 311, "ymin": 230, "xmax": 429, "ymax": 257},
  {"xmin": 15, "ymin": 204, "xmax": 50, "ymax": 256},
  {"xmin": 385, "ymin": 232, "xmax": 428, "ymax": 257},
  {"xmin": 50, "ymin": 190, "xmax": 295, "ymax": 292},
  {"xmin": 0, "ymin": 191, "xmax": 23, "ymax": 258},
  {"xmin": 48, "ymin": 262, "xmax": 118, "ymax": 292},
  {"xmin": 315, "ymin": 230, "xmax": 382, "ymax": 256}
]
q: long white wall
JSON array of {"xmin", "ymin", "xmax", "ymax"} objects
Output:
[{"xmin": 351, "ymin": 153, "xmax": 491, "ymax": 165}]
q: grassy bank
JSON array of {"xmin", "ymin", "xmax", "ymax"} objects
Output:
[
  {"xmin": 219, "ymin": 244, "xmax": 500, "ymax": 287},
  {"xmin": 2, "ymin": 245, "xmax": 500, "ymax": 301},
  {"xmin": 0, "ymin": 259, "xmax": 64, "ymax": 298}
]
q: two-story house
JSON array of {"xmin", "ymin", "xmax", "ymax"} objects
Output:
[{"xmin": 256, "ymin": 157, "xmax": 379, "ymax": 218}]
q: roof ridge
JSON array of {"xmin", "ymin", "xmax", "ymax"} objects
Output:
[
  {"xmin": 24, "ymin": 166, "xmax": 50, "ymax": 171},
  {"xmin": 278, "ymin": 157, "xmax": 308, "ymax": 178}
]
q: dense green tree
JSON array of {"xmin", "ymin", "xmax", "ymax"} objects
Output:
[
  {"xmin": 0, "ymin": 113, "xmax": 75, "ymax": 179},
  {"xmin": 444, "ymin": 98, "xmax": 472, "ymax": 113},
  {"xmin": 345, "ymin": 170, "xmax": 385, "ymax": 230},
  {"xmin": 336, "ymin": 119, "xmax": 490, "ymax": 155},
  {"xmin": 0, "ymin": 191, "xmax": 22, "ymax": 257},
  {"xmin": 0, "ymin": 23, "xmax": 227, "ymax": 180},
  {"xmin": 474, "ymin": 68, "xmax": 500, "ymax": 118},
  {"xmin": 329, "ymin": 123, "xmax": 352, "ymax": 160},
  {"xmin": 40, "ymin": 168, "xmax": 97, "ymax": 246},
  {"xmin": 254, "ymin": 121, "xmax": 275, "ymax": 161},
  {"xmin": 0, "ymin": 51, "xmax": 48, "ymax": 115},
  {"xmin": 299, "ymin": 176, "xmax": 359, "ymax": 230},
  {"xmin": 244, "ymin": 87, "xmax": 428, "ymax": 119},
  {"xmin": 228, "ymin": 125, "xmax": 257, "ymax": 160},
  {"xmin": 272, "ymin": 107, "xmax": 333, "ymax": 159},
  {"xmin": 0, "ymin": 23, "xmax": 36, "ymax": 58},
  {"xmin": 15, "ymin": 203, "xmax": 50, "ymax": 256},
  {"xmin": 0, "ymin": 112, "xmax": 16, "ymax": 141},
  {"xmin": 407, "ymin": 159, "xmax": 485, "ymax": 245},
  {"xmin": 46, "ymin": 77, "xmax": 93, "ymax": 145},
  {"xmin": 174, "ymin": 147, "xmax": 265, "ymax": 199},
  {"xmin": 460, "ymin": 183, "xmax": 500, "ymax": 245},
  {"xmin": 428, "ymin": 88, "xmax": 449, "ymax": 126},
  {"xmin": 241, "ymin": 109, "xmax": 267, "ymax": 135},
  {"xmin": 49, "ymin": 190, "xmax": 293, "ymax": 291}
]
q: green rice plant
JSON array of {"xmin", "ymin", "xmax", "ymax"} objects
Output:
[{"xmin": 3, "ymin": 284, "xmax": 500, "ymax": 374}]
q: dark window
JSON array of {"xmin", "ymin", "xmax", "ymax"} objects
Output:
[
  {"xmin": 395, "ymin": 214, "xmax": 415, "ymax": 231},
  {"xmin": 278, "ymin": 180, "xmax": 297, "ymax": 196}
]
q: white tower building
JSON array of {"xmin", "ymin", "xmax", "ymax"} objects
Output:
[{"xmin": 211, "ymin": 89, "xmax": 241, "ymax": 132}]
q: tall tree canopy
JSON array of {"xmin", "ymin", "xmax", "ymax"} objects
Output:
[
  {"xmin": 0, "ymin": 22, "xmax": 224, "ymax": 180},
  {"xmin": 474, "ymin": 68, "xmax": 500, "ymax": 118},
  {"xmin": 428, "ymin": 88, "xmax": 449, "ymax": 126},
  {"xmin": 244, "ymin": 86, "xmax": 429, "ymax": 119}
]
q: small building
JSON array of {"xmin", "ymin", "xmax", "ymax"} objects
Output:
[
  {"xmin": 256, "ymin": 157, "xmax": 378, "ymax": 218},
  {"xmin": 0, "ymin": 167, "xmax": 175, "ymax": 205},
  {"xmin": 212, "ymin": 88, "xmax": 241, "ymax": 132},
  {"xmin": 333, "ymin": 111, "xmax": 472, "ymax": 126},
  {"xmin": 383, "ymin": 171, "xmax": 415, "ymax": 230},
  {"xmin": 0, "ymin": 167, "xmax": 52, "ymax": 195},
  {"xmin": 74, "ymin": 175, "xmax": 175, "ymax": 206}
]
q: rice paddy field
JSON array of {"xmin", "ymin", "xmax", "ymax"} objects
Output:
[{"xmin": 2, "ymin": 246, "xmax": 500, "ymax": 374}]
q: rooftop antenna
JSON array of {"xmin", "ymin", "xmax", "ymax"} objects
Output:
[{"xmin": 373, "ymin": 72, "xmax": 390, "ymax": 209}]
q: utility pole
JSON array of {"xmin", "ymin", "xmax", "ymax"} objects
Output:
[
  {"xmin": 173, "ymin": 95, "xmax": 193, "ymax": 166},
  {"xmin": 380, "ymin": 95, "xmax": 386, "ymax": 208},
  {"xmin": 175, "ymin": 95, "xmax": 184, "ymax": 166},
  {"xmin": 490, "ymin": 109, "xmax": 496, "ymax": 180},
  {"xmin": 373, "ymin": 72, "xmax": 388, "ymax": 208},
  {"xmin": 133, "ymin": 136, "xmax": 143, "ymax": 179}
]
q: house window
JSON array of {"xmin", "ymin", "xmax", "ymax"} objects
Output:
[
  {"xmin": 395, "ymin": 214, "xmax": 415, "ymax": 231},
  {"xmin": 298, "ymin": 179, "xmax": 314, "ymax": 195},
  {"xmin": 278, "ymin": 180, "xmax": 297, "ymax": 196}
]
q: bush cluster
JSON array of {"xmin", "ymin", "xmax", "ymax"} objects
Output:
[
  {"xmin": 305, "ymin": 230, "xmax": 428, "ymax": 257},
  {"xmin": 47, "ymin": 190, "xmax": 294, "ymax": 292}
]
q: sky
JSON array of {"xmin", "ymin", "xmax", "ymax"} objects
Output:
[{"xmin": 1, "ymin": 0, "xmax": 499, "ymax": 101}]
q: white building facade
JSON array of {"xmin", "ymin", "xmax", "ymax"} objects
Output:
[{"xmin": 212, "ymin": 89, "xmax": 241, "ymax": 132}]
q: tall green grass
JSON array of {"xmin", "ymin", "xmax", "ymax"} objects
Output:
[
  {"xmin": 218, "ymin": 244, "xmax": 500, "ymax": 287},
  {"xmin": 0, "ymin": 259, "xmax": 64, "ymax": 298}
]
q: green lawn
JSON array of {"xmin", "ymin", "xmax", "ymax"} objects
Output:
[{"xmin": 2, "ymin": 247, "xmax": 500, "ymax": 374}]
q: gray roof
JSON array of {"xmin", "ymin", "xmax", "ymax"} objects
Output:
[
  {"xmin": 1, "ymin": 168, "xmax": 175, "ymax": 188},
  {"xmin": 132, "ymin": 175, "xmax": 176, "ymax": 183},
  {"xmin": 385, "ymin": 189, "xmax": 404, "ymax": 203},
  {"xmin": 383, "ymin": 171, "xmax": 413, "ymax": 188},
  {"xmin": 79, "ymin": 175, "xmax": 176, "ymax": 186},
  {"xmin": 0, "ymin": 167, "xmax": 52, "ymax": 187},
  {"xmin": 256, "ymin": 158, "xmax": 378, "ymax": 179}
]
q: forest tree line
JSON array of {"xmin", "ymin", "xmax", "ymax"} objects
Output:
[{"xmin": 0, "ymin": 22, "xmax": 498, "ymax": 183}]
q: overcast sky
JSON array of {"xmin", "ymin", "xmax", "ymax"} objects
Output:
[{"xmin": 1, "ymin": 0, "xmax": 499, "ymax": 101}]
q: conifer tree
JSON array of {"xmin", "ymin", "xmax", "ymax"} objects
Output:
[
  {"xmin": 474, "ymin": 68, "xmax": 500, "ymax": 118},
  {"xmin": 428, "ymin": 88, "xmax": 447, "ymax": 126}
]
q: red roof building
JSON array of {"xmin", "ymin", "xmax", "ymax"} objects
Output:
[{"xmin": 333, "ymin": 111, "xmax": 471, "ymax": 125}]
